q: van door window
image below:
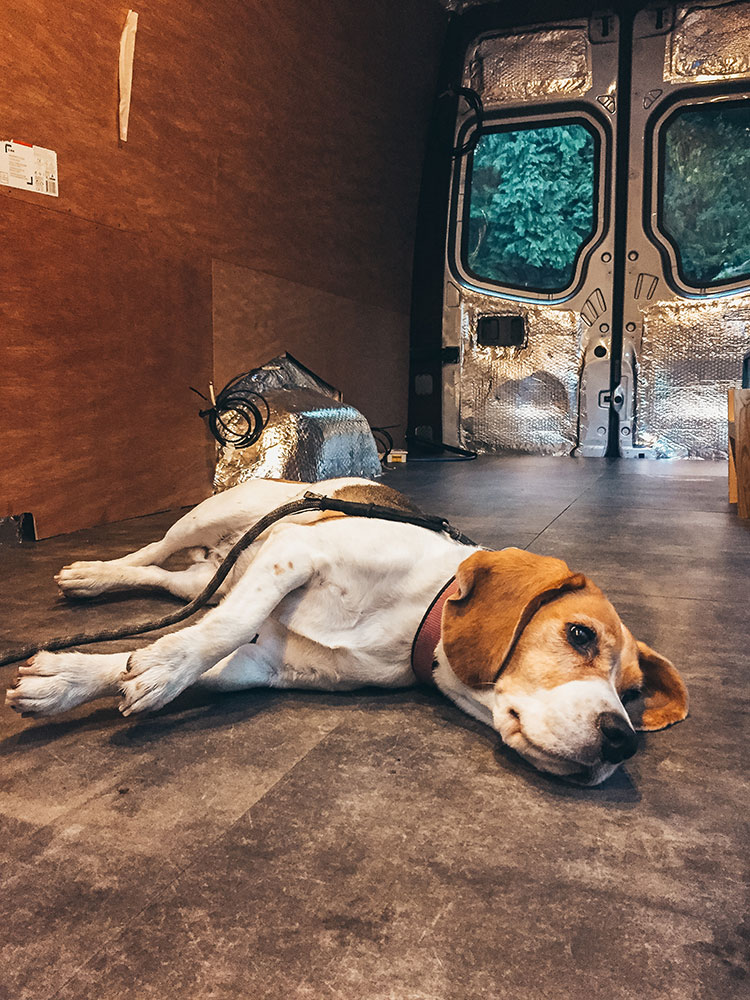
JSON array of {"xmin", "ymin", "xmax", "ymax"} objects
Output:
[
  {"xmin": 465, "ymin": 122, "xmax": 597, "ymax": 293},
  {"xmin": 661, "ymin": 103, "xmax": 750, "ymax": 288}
]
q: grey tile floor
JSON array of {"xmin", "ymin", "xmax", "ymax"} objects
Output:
[{"xmin": 1, "ymin": 457, "xmax": 748, "ymax": 999}]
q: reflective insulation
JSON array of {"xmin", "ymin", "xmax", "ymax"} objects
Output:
[
  {"xmin": 458, "ymin": 300, "xmax": 584, "ymax": 455},
  {"xmin": 665, "ymin": 2, "xmax": 750, "ymax": 83},
  {"xmin": 212, "ymin": 356, "xmax": 381, "ymax": 491},
  {"xmin": 464, "ymin": 27, "xmax": 592, "ymax": 106},
  {"xmin": 219, "ymin": 354, "xmax": 341, "ymax": 400},
  {"xmin": 635, "ymin": 297, "xmax": 750, "ymax": 458}
]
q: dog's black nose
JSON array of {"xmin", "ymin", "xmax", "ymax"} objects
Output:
[{"xmin": 598, "ymin": 712, "xmax": 638, "ymax": 764}]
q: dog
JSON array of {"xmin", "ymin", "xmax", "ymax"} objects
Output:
[{"xmin": 5, "ymin": 477, "xmax": 688, "ymax": 785}]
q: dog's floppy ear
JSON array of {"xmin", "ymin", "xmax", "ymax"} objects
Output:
[
  {"xmin": 629, "ymin": 641, "xmax": 689, "ymax": 731},
  {"xmin": 441, "ymin": 548, "xmax": 586, "ymax": 689}
]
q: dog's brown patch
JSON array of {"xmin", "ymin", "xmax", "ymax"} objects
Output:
[
  {"xmin": 441, "ymin": 549, "xmax": 586, "ymax": 689},
  {"xmin": 624, "ymin": 639, "xmax": 689, "ymax": 731},
  {"xmin": 331, "ymin": 484, "xmax": 424, "ymax": 515}
]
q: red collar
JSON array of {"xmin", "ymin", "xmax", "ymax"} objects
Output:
[{"xmin": 410, "ymin": 577, "xmax": 460, "ymax": 684}]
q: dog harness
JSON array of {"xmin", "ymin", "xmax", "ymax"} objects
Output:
[{"xmin": 410, "ymin": 577, "xmax": 460, "ymax": 683}]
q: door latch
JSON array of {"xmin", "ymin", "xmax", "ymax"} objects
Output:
[{"xmin": 598, "ymin": 388, "xmax": 625, "ymax": 409}]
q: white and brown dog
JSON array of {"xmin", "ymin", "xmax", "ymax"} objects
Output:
[{"xmin": 5, "ymin": 478, "xmax": 688, "ymax": 785}]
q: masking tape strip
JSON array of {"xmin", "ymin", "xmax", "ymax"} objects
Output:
[{"xmin": 119, "ymin": 10, "xmax": 139, "ymax": 142}]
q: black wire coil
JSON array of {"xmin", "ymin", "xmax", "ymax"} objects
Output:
[{"xmin": 193, "ymin": 373, "xmax": 271, "ymax": 449}]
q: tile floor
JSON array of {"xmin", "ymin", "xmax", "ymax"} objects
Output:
[{"xmin": 1, "ymin": 457, "xmax": 748, "ymax": 1000}]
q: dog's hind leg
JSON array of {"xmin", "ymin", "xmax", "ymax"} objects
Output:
[
  {"xmin": 55, "ymin": 480, "xmax": 311, "ymax": 599},
  {"xmin": 5, "ymin": 650, "xmax": 129, "ymax": 717},
  {"xmin": 55, "ymin": 506, "xmax": 232, "ymax": 581},
  {"xmin": 65, "ymin": 480, "xmax": 311, "ymax": 572},
  {"xmin": 53, "ymin": 523, "xmax": 218, "ymax": 600},
  {"xmin": 55, "ymin": 558, "xmax": 223, "ymax": 602},
  {"xmin": 119, "ymin": 526, "xmax": 316, "ymax": 715}
]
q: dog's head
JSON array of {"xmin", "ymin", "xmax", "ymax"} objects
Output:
[{"xmin": 441, "ymin": 549, "xmax": 688, "ymax": 785}]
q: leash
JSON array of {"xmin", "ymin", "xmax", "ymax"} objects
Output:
[{"xmin": 0, "ymin": 493, "xmax": 476, "ymax": 668}]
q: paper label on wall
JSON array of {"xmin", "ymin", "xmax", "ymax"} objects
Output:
[{"xmin": 0, "ymin": 141, "xmax": 58, "ymax": 197}]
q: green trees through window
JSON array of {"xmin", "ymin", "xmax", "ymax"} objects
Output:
[
  {"xmin": 662, "ymin": 104, "xmax": 750, "ymax": 287},
  {"xmin": 466, "ymin": 123, "xmax": 596, "ymax": 292}
]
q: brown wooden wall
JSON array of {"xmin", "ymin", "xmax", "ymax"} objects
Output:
[{"xmin": 1, "ymin": 0, "xmax": 446, "ymax": 537}]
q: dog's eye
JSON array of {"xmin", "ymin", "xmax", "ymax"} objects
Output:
[
  {"xmin": 620, "ymin": 687, "xmax": 642, "ymax": 704},
  {"xmin": 566, "ymin": 623, "xmax": 597, "ymax": 651}
]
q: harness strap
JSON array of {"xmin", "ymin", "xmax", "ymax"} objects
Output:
[
  {"xmin": 410, "ymin": 577, "xmax": 460, "ymax": 684},
  {"xmin": 303, "ymin": 493, "xmax": 477, "ymax": 546}
]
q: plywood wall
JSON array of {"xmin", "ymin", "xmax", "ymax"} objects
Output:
[
  {"xmin": 1, "ymin": 0, "xmax": 446, "ymax": 537},
  {"xmin": 212, "ymin": 262, "xmax": 411, "ymax": 435}
]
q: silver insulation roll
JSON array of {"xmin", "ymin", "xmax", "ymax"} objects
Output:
[{"xmin": 211, "ymin": 356, "xmax": 381, "ymax": 491}]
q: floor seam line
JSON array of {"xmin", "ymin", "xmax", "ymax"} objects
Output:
[
  {"xmin": 604, "ymin": 592, "xmax": 749, "ymax": 605},
  {"xmin": 523, "ymin": 474, "xmax": 607, "ymax": 550}
]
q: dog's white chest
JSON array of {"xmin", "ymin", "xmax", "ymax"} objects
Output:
[
  {"xmin": 263, "ymin": 535, "xmax": 468, "ymax": 689},
  {"xmin": 270, "ymin": 576, "xmax": 418, "ymax": 687}
]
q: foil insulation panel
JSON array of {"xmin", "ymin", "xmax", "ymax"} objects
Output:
[
  {"xmin": 458, "ymin": 300, "xmax": 584, "ymax": 455},
  {"xmin": 211, "ymin": 356, "xmax": 380, "ymax": 491},
  {"xmin": 223, "ymin": 354, "xmax": 341, "ymax": 400},
  {"xmin": 214, "ymin": 388, "xmax": 381, "ymax": 491},
  {"xmin": 635, "ymin": 297, "xmax": 750, "ymax": 458},
  {"xmin": 465, "ymin": 27, "xmax": 592, "ymax": 106},
  {"xmin": 665, "ymin": 2, "xmax": 750, "ymax": 82}
]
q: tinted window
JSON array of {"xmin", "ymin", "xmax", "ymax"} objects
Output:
[
  {"xmin": 465, "ymin": 123, "xmax": 596, "ymax": 292},
  {"xmin": 661, "ymin": 104, "xmax": 750, "ymax": 287}
]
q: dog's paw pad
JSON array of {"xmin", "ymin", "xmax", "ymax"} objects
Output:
[{"xmin": 118, "ymin": 643, "xmax": 200, "ymax": 715}]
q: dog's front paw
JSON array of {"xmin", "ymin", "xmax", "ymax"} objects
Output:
[
  {"xmin": 119, "ymin": 639, "xmax": 203, "ymax": 716},
  {"xmin": 5, "ymin": 651, "xmax": 99, "ymax": 717},
  {"xmin": 55, "ymin": 561, "xmax": 113, "ymax": 599}
]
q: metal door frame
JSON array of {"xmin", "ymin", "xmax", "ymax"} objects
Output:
[
  {"xmin": 439, "ymin": 11, "xmax": 621, "ymax": 457},
  {"xmin": 619, "ymin": 2, "xmax": 750, "ymax": 458},
  {"xmin": 409, "ymin": 2, "xmax": 750, "ymax": 459}
]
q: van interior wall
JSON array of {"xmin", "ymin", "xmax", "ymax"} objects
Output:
[{"xmin": 1, "ymin": 0, "xmax": 447, "ymax": 538}]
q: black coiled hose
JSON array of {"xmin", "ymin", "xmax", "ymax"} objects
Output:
[{"xmin": 193, "ymin": 373, "xmax": 270, "ymax": 448}]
